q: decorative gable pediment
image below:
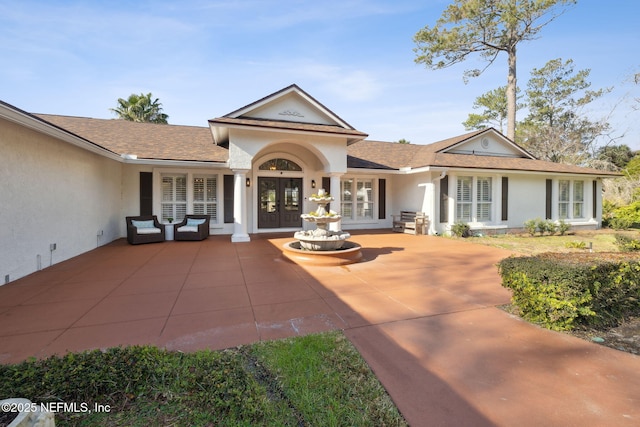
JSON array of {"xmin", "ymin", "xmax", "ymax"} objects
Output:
[
  {"xmin": 227, "ymin": 84, "xmax": 352, "ymax": 128},
  {"xmin": 209, "ymin": 84, "xmax": 367, "ymax": 145},
  {"xmin": 240, "ymin": 91, "xmax": 340, "ymax": 126},
  {"xmin": 442, "ymin": 129, "xmax": 535, "ymax": 159}
]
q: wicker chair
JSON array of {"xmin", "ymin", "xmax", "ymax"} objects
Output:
[
  {"xmin": 125, "ymin": 215, "xmax": 165, "ymax": 245},
  {"xmin": 174, "ymin": 215, "xmax": 210, "ymax": 241}
]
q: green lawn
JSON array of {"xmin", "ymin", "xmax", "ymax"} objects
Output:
[
  {"xmin": 463, "ymin": 229, "xmax": 625, "ymax": 255},
  {"xmin": 0, "ymin": 331, "xmax": 407, "ymax": 427}
]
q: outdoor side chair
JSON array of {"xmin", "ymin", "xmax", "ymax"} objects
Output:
[
  {"xmin": 125, "ymin": 215, "xmax": 165, "ymax": 245},
  {"xmin": 174, "ymin": 214, "xmax": 210, "ymax": 241}
]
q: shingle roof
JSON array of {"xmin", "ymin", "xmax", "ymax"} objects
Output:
[
  {"xmin": 209, "ymin": 117, "xmax": 368, "ymax": 138},
  {"xmin": 31, "ymin": 113, "xmax": 618, "ymax": 176},
  {"xmin": 346, "ymin": 139, "xmax": 620, "ymax": 176},
  {"xmin": 34, "ymin": 114, "xmax": 228, "ymax": 163}
]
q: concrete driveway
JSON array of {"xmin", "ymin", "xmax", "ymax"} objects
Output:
[{"xmin": 0, "ymin": 231, "xmax": 638, "ymax": 425}]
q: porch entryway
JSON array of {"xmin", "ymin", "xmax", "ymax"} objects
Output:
[{"xmin": 257, "ymin": 177, "xmax": 303, "ymax": 229}]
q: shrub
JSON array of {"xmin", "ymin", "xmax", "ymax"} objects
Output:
[
  {"xmin": 538, "ymin": 219, "xmax": 557, "ymax": 235},
  {"xmin": 609, "ymin": 201, "xmax": 640, "ymax": 229},
  {"xmin": 498, "ymin": 253, "xmax": 640, "ymax": 330},
  {"xmin": 565, "ymin": 241, "xmax": 586, "ymax": 249},
  {"xmin": 451, "ymin": 222, "xmax": 470, "ymax": 237},
  {"xmin": 0, "ymin": 346, "xmax": 270, "ymax": 423},
  {"xmin": 524, "ymin": 219, "xmax": 538, "ymax": 236},
  {"xmin": 615, "ymin": 233, "xmax": 640, "ymax": 252},
  {"xmin": 557, "ymin": 219, "xmax": 570, "ymax": 236},
  {"xmin": 610, "ymin": 216, "xmax": 634, "ymax": 230}
]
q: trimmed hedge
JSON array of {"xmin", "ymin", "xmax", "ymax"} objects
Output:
[{"xmin": 498, "ymin": 253, "xmax": 640, "ymax": 331}]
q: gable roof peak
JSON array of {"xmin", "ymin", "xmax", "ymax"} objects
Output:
[
  {"xmin": 221, "ymin": 83, "xmax": 355, "ymax": 129},
  {"xmin": 424, "ymin": 127, "xmax": 536, "ymax": 160},
  {"xmin": 209, "ymin": 84, "xmax": 368, "ymax": 145}
]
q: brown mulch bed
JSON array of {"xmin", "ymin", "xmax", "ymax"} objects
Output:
[
  {"xmin": 501, "ymin": 305, "xmax": 640, "ymax": 355},
  {"xmin": 567, "ymin": 316, "xmax": 640, "ymax": 355}
]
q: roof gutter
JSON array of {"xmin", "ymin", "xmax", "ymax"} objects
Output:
[{"xmin": 119, "ymin": 157, "xmax": 229, "ymax": 168}]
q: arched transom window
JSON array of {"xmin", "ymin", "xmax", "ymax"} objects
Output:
[{"xmin": 258, "ymin": 158, "xmax": 302, "ymax": 171}]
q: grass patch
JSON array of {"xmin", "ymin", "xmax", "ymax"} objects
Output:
[
  {"xmin": 463, "ymin": 230, "xmax": 620, "ymax": 255},
  {"xmin": 0, "ymin": 331, "xmax": 407, "ymax": 426}
]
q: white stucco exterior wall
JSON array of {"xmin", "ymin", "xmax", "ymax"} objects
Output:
[
  {"xmin": 506, "ymin": 174, "xmax": 546, "ymax": 226},
  {"xmin": 390, "ymin": 172, "xmax": 433, "ymax": 214},
  {"xmin": 0, "ymin": 118, "xmax": 123, "ymax": 283}
]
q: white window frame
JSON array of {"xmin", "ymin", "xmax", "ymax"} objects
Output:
[
  {"xmin": 456, "ymin": 176, "xmax": 473, "ymax": 222},
  {"xmin": 193, "ymin": 175, "xmax": 218, "ymax": 223},
  {"xmin": 476, "ymin": 177, "xmax": 492, "ymax": 222},
  {"xmin": 573, "ymin": 181, "xmax": 584, "ymax": 218},
  {"xmin": 558, "ymin": 179, "xmax": 584, "ymax": 220},
  {"xmin": 156, "ymin": 170, "xmax": 221, "ymax": 224},
  {"xmin": 340, "ymin": 177, "xmax": 375, "ymax": 221},
  {"xmin": 456, "ymin": 176, "xmax": 492, "ymax": 223},
  {"xmin": 559, "ymin": 179, "xmax": 570, "ymax": 219},
  {"xmin": 161, "ymin": 174, "xmax": 187, "ymax": 223}
]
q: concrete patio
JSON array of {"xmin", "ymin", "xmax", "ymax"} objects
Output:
[{"xmin": 1, "ymin": 231, "xmax": 638, "ymax": 426}]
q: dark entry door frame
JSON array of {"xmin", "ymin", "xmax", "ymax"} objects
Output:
[{"xmin": 257, "ymin": 177, "xmax": 303, "ymax": 229}]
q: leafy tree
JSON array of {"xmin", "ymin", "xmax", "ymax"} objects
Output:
[
  {"xmin": 413, "ymin": 0, "xmax": 575, "ymax": 141},
  {"xmin": 595, "ymin": 144, "xmax": 635, "ymax": 170},
  {"xmin": 110, "ymin": 93, "xmax": 169, "ymax": 124},
  {"xmin": 397, "ymin": 138, "xmax": 411, "ymax": 144},
  {"xmin": 625, "ymin": 154, "xmax": 640, "ymax": 177},
  {"xmin": 462, "ymin": 86, "xmax": 522, "ymax": 133},
  {"xmin": 518, "ymin": 58, "xmax": 611, "ymax": 164}
]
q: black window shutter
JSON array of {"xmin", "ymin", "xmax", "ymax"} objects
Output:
[
  {"xmin": 139, "ymin": 172, "xmax": 153, "ymax": 215},
  {"xmin": 224, "ymin": 175, "xmax": 234, "ymax": 224},
  {"xmin": 439, "ymin": 175, "xmax": 449, "ymax": 223},
  {"xmin": 592, "ymin": 180, "xmax": 597, "ymax": 218},
  {"xmin": 322, "ymin": 177, "xmax": 331, "ymax": 194},
  {"xmin": 545, "ymin": 179, "xmax": 552, "ymax": 220},
  {"xmin": 501, "ymin": 177, "xmax": 509, "ymax": 221},
  {"xmin": 378, "ymin": 179, "xmax": 386, "ymax": 219}
]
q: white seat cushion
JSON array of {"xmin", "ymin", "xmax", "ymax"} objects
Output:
[
  {"xmin": 177, "ymin": 225, "xmax": 198, "ymax": 233},
  {"xmin": 136, "ymin": 227, "xmax": 162, "ymax": 234}
]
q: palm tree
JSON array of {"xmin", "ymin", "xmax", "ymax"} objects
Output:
[{"xmin": 110, "ymin": 93, "xmax": 169, "ymax": 124}]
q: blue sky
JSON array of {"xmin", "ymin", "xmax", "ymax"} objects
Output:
[{"xmin": 1, "ymin": 0, "xmax": 639, "ymax": 149}]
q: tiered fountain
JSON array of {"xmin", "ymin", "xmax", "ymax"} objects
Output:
[{"xmin": 282, "ymin": 189, "xmax": 362, "ymax": 266}]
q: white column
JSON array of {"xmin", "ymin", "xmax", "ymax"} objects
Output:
[
  {"xmin": 329, "ymin": 173, "xmax": 342, "ymax": 232},
  {"xmin": 494, "ymin": 174, "xmax": 501, "ymax": 224},
  {"xmin": 231, "ymin": 169, "xmax": 250, "ymax": 242},
  {"xmin": 448, "ymin": 174, "xmax": 455, "ymax": 229}
]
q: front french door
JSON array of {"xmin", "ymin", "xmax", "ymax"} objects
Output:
[{"xmin": 258, "ymin": 177, "xmax": 303, "ymax": 228}]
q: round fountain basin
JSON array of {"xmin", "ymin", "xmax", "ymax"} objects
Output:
[
  {"xmin": 299, "ymin": 239, "xmax": 344, "ymax": 251},
  {"xmin": 282, "ymin": 241, "xmax": 362, "ymax": 266},
  {"xmin": 293, "ymin": 230, "xmax": 350, "ymax": 251}
]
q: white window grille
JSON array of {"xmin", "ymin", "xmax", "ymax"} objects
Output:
[
  {"xmin": 456, "ymin": 177, "xmax": 473, "ymax": 222},
  {"xmin": 356, "ymin": 179, "xmax": 373, "ymax": 219},
  {"xmin": 559, "ymin": 180, "xmax": 570, "ymax": 219},
  {"xmin": 161, "ymin": 175, "xmax": 187, "ymax": 222},
  {"xmin": 573, "ymin": 181, "xmax": 584, "ymax": 218},
  {"xmin": 340, "ymin": 178, "xmax": 375, "ymax": 220},
  {"xmin": 193, "ymin": 176, "xmax": 217, "ymax": 222},
  {"xmin": 476, "ymin": 177, "xmax": 492, "ymax": 221},
  {"xmin": 341, "ymin": 178, "xmax": 353, "ymax": 220}
]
